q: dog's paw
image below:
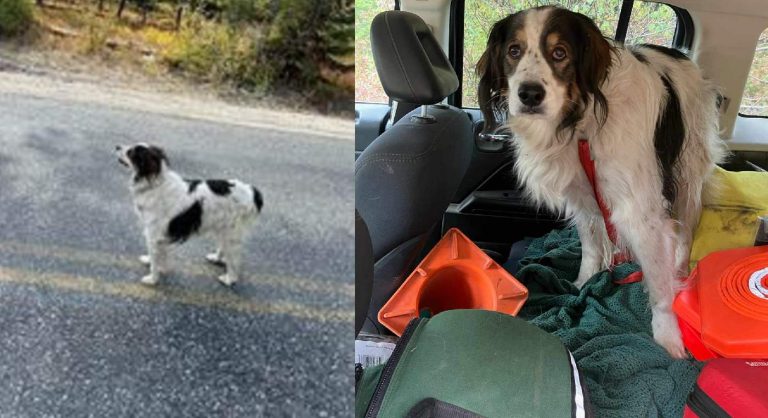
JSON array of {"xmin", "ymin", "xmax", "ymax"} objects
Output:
[
  {"xmin": 139, "ymin": 255, "xmax": 151, "ymax": 266},
  {"xmin": 140, "ymin": 274, "xmax": 159, "ymax": 286},
  {"xmin": 217, "ymin": 274, "xmax": 237, "ymax": 286},
  {"xmin": 652, "ymin": 309, "xmax": 688, "ymax": 359},
  {"xmin": 205, "ymin": 252, "xmax": 226, "ymax": 266},
  {"xmin": 574, "ymin": 268, "xmax": 595, "ymax": 289},
  {"xmin": 573, "ymin": 275, "xmax": 590, "ymax": 289}
]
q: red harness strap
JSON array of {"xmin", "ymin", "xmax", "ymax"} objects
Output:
[{"xmin": 577, "ymin": 139, "xmax": 643, "ymax": 284}]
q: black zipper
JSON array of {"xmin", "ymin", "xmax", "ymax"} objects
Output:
[
  {"xmin": 364, "ymin": 318, "xmax": 424, "ymax": 418},
  {"xmin": 686, "ymin": 384, "xmax": 731, "ymax": 418}
]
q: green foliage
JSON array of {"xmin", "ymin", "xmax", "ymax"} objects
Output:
[
  {"xmin": 84, "ymin": 21, "xmax": 109, "ymax": 54},
  {"xmin": 0, "ymin": 0, "xmax": 33, "ymax": 37},
  {"xmin": 320, "ymin": 0, "xmax": 353, "ymax": 68},
  {"xmin": 258, "ymin": 0, "xmax": 351, "ymax": 91},
  {"xmin": 741, "ymin": 30, "xmax": 768, "ymax": 116},
  {"xmin": 132, "ymin": 0, "xmax": 157, "ymax": 12},
  {"xmin": 625, "ymin": 1, "xmax": 675, "ymax": 46},
  {"xmin": 166, "ymin": 0, "xmax": 351, "ymax": 95},
  {"xmin": 355, "ymin": 0, "xmax": 392, "ymax": 103},
  {"xmin": 223, "ymin": 0, "xmax": 272, "ymax": 25},
  {"xmin": 24, "ymin": 0, "xmax": 351, "ymax": 101},
  {"xmin": 260, "ymin": 0, "xmax": 322, "ymax": 87},
  {"xmin": 164, "ymin": 17, "xmax": 268, "ymax": 89}
]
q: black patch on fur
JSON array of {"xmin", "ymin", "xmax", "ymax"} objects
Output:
[
  {"xmin": 475, "ymin": 11, "xmax": 528, "ymax": 134},
  {"xmin": 630, "ymin": 49, "xmax": 648, "ymax": 64},
  {"xmin": 640, "ymin": 44, "xmax": 689, "ymax": 61},
  {"xmin": 252, "ymin": 186, "xmax": 263, "ymax": 212},
  {"xmin": 187, "ymin": 179, "xmax": 201, "ymax": 193},
  {"xmin": 128, "ymin": 145, "xmax": 167, "ymax": 182},
  {"xmin": 206, "ymin": 180, "xmax": 233, "ymax": 196},
  {"xmin": 167, "ymin": 201, "xmax": 203, "ymax": 243},
  {"xmin": 655, "ymin": 75, "xmax": 686, "ymax": 212},
  {"xmin": 543, "ymin": 8, "xmax": 615, "ymax": 135}
]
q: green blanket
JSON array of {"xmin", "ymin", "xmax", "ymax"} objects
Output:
[{"xmin": 515, "ymin": 228, "xmax": 702, "ymax": 418}]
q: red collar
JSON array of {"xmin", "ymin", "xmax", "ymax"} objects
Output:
[{"xmin": 577, "ymin": 139, "xmax": 642, "ymax": 284}]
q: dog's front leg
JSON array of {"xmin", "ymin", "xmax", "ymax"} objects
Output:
[
  {"xmin": 616, "ymin": 212, "xmax": 686, "ymax": 358},
  {"xmin": 141, "ymin": 238, "xmax": 168, "ymax": 285},
  {"xmin": 573, "ymin": 214, "xmax": 610, "ymax": 288},
  {"xmin": 217, "ymin": 233, "xmax": 243, "ymax": 286},
  {"xmin": 205, "ymin": 248, "xmax": 225, "ymax": 265}
]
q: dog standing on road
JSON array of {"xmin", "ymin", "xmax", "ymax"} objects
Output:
[
  {"xmin": 476, "ymin": 6, "xmax": 726, "ymax": 357},
  {"xmin": 116, "ymin": 143, "xmax": 263, "ymax": 286}
]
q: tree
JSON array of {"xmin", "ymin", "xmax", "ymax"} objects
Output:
[
  {"xmin": 175, "ymin": 2, "xmax": 184, "ymax": 30},
  {"xmin": 134, "ymin": 0, "xmax": 155, "ymax": 24},
  {"xmin": 116, "ymin": 0, "xmax": 127, "ymax": 17}
]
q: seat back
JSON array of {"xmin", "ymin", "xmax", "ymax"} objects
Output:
[
  {"xmin": 355, "ymin": 210, "xmax": 374, "ymax": 337},
  {"xmin": 355, "ymin": 11, "xmax": 473, "ymax": 334}
]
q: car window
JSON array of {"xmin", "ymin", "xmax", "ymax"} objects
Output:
[
  {"xmin": 356, "ymin": 0, "xmax": 394, "ymax": 104},
  {"xmin": 740, "ymin": 29, "xmax": 768, "ymax": 117},
  {"xmin": 463, "ymin": 1, "xmax": 679, "ymax": 108},
  {"xmin": 625, "ymin": 2, "xmax": 677, "ymax": 46}
]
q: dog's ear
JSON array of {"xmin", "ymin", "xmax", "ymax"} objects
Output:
[
  {"xmin": 148, "ymin": 145, "xmax": 168, "ymax": 166},
  {"xmin": 571, "ymin": 12, "xmax": 613, "ymax": 125},
  {"xmin": 476, "ymin": 14, "xmax": 515, "ymax": 135},
  {"xmin": 129, "ymin": 145, "xmax": 166, "ymax": 182}
]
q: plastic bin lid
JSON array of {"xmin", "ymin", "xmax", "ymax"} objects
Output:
[{"xmin": 683, "ymin": 246, "xmax": 768, "ymax": 358}]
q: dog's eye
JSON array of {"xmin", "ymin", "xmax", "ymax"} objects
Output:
[
  {"xmin": 552, "ymin": 46, "xmax": 567, "ymax": 61},
  {"xmin": 508, "ymin": 45, "xmax": 521, "ymax": 58}
]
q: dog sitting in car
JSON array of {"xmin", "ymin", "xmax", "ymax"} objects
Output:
[{"xmin": 116, "ymin": 143, "xmax": 263, "ymax": 286}]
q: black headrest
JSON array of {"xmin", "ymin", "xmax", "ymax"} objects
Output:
[{"xmin": 371, "ymin": 11, "xmax": 459, "ymax": 104}]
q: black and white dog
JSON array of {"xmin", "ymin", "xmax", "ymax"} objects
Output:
[
  {"xmin": 477, "ymin": 6, "xmax": 726, "ymax": 357},
  {"xmin": 116, "ymin": 143, "xmax": 263, "ymax": 286}
]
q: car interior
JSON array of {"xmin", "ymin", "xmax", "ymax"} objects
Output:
[{"xmin": 355, "ymin": 0, "xmax": 768, "ymax": 337}]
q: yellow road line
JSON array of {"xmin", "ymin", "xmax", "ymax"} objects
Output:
[
  {"xmin": 0, "ymin": 266, "xmax": 353, "ymax": 323},
  {"xmin": 0, "ymin": 241, "xmax": 353, "ymax": 297}
]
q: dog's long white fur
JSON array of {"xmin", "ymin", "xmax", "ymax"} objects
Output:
[{"xmin": 506, "ymin": 9, "xmax": 726, "ymax": 358}]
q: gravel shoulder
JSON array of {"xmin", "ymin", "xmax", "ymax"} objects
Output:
[{"xmin": 0, "ymin": 56, "xmax": 353, "ymax": 141}]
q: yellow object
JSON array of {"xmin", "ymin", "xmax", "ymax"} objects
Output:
[{"xmin": 689, "ymin": 167, "xmax": 768, "ymax": 269}]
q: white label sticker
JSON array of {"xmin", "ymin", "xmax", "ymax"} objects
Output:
[
  {"xmin": 748, "ymin": 268, "xmax": 768, "ymax": 299},
  {"xmin": 355, "ymin": 339, "xmax": 396, "ymax": 368}
]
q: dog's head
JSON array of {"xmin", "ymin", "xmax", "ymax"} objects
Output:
[
  {"xmin": 115, "ymin": 143, "xmax": 168, "ymax": 182},
  {"xmin": 477, "ymin": 6, "xmax": 614, "ymax": 137}
]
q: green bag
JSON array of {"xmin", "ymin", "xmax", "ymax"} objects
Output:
[{"xmin": 355, "ymin": 310, "xmax": 590, "ymax": 418}]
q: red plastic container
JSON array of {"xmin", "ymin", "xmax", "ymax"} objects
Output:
[
  {"xmin": 378, "ymin": 228, "xmax": 528, "ymax": 336},
  {"xmin": 683, "ymin": 359, "xmax": 768, "ymax": 417},
  {"xmin": 674, "ymin": 246, "xmax": 768, "ymax": 360}
]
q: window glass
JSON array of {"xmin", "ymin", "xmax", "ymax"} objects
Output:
[
  {"xmin": 355, "ymin": 0, "xmax": 393, "ymax": 103},
  {"xmin": 625, "ymin": 2, "xmax": 677, "ymax": 46},
  {"xmin": 463, "ymin": 1, "xmax": 679, "ymax": 108},
  {"xmin": 740, "ymin": 29, "xmax": 768, "ymax": 116}
]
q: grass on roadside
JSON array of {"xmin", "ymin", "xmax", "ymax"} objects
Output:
[{"xmin": 3, "ymin": 0, "xmax": 353, "ymax": 112}]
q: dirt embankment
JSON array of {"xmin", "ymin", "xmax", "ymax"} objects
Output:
[{"xmin": 0, "ymin": 57, "xmax": 352, "ymax": 141}]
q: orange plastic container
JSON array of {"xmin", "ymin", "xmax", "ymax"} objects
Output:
[
  {"xmin": 378, "ymin": 228, "xmax": 528, "ymax": 336},
  {"xmin": 674, "ymin": 245, "xmax": 768, "ymax": 360}
]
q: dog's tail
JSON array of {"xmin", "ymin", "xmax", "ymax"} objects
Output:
[{"xmin": 252, "ymin": 186, "xmax": 264, "ymax": 213}]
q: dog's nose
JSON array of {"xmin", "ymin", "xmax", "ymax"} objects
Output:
[
  {"xmin": 115, "ymin": 145, "xmax": 122, "ymax": 151},
  {"xmin": 518, "ymin": 82, "xmax": 545, "ymax": 107}
]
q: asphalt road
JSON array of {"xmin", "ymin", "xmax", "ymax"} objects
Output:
[{"xmin": 0, "ymin": 88, "xmax": 353, "ymax": 416}]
